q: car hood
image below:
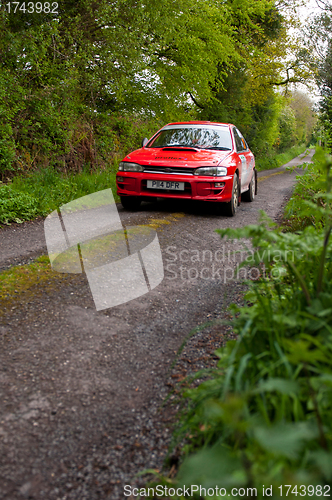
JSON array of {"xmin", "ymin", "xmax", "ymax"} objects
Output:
[{"xmin": 124, "ymin": 148, "xmax": 231, "ymax": 168}]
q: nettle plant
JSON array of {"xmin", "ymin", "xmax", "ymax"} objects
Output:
[{"xmin": 170, "ymin": 149, "xmax": 332, "ymax": 497}]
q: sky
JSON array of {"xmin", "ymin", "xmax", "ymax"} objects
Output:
[{"xmin": 298, "ymin": 0, "xmax": 325, "ymax": 18}]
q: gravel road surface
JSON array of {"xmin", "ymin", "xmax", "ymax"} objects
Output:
[{"xmin": 0, "ymin": 150, "xmax": 314, "ymax": 500}]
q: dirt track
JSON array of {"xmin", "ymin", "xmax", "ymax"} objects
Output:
[{"xmin": 0, "ymin": 150, "xmax": 314, "ymax": 500}]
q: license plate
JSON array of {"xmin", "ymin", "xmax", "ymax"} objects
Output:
[{"xmin": 147, "ymin": 180, "xmax": 185, "ymax": 191}]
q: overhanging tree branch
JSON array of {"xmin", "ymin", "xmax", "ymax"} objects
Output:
[{"xmin": 187, "ymin": 92, "xmax": 205, "ymax": 109}]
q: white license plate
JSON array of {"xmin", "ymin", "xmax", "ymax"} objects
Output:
[{"xmin": 147, "ymin": 180, "xmax": 185, "ymax": 191}]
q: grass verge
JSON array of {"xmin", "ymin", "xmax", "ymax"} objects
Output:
[{"xmin": 0, "ymin": 163, "xmax": 119, "ymax": 226}]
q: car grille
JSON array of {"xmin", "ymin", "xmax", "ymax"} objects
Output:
[{"xmin": 142, "ymin": 165, "xmax": 195, "ymax": 175}]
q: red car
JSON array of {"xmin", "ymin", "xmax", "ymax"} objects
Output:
[{"xmin": 116, "ymin": 121, "xmax": 256, "ymax": 216}]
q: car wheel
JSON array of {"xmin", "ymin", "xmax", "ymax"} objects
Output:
[
  {"xmin": 224, "ymin": 174, "xmax": 239, "ymax": 217},
  {"xmin": 120, "ymin": 196, "xmax": 141, "ymax": 211},
  {"xmin": 242, "ymin": 170, "xmax": 256, "ymax": 202}
]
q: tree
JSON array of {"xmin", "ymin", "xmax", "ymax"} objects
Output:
[
  {"xmin": 277, "ymin": 105, "xmax": 297, "ymax": 151},
  {"xmin": 288, "ymin": 90, "xmax": 317, "ymax": 145},
  {"xmin": 185, "ymin": 2, "xmax": 316, "ymax": 156},
  {"xmin": 307, "ymin": 2, "xmax": 332, "ymax": 150},
  {"xmin": 0, "ymin": 0, "xmax": 317, "ymax": 175}
]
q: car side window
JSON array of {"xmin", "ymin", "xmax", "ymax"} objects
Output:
[
  {"xmin": 233, "ymin": 128, "xmax": 244, "ymax": 152},
  {"xmin": 238, "ymin": 129, "xmax": 249, "ymax": 151}
]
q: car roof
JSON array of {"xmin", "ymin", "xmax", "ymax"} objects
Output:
[{"xmin": 165, "ymin": 121, "xmax": 233, "ymax": 127}]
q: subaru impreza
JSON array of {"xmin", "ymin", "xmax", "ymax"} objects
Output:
[{"xmin": 116, "ymin": 121, "xmax": 256, "ymax": 217}]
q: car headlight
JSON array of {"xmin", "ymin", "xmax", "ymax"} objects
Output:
[
  {"xmin": 118, "ymin": 162, "xmax": 144, "ymax": 172},
  {"xmin": 194, "ymin": 166, "xmax": 227, "ymax": 176}
]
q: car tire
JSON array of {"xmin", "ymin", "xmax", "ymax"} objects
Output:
[
  {"xmin": 242, "ymin": 170, "xmax": 256, "ymax": 202},
  {"xmin": 224, "ymin": 174, "xmax": 239, "ymax": 217},
  {"xmin": 120, "ymin": 196, "xmax": 141, "ymax": 211}
]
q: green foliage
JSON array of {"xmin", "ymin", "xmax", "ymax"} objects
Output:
[
  {"xmin": 0, "ymin": 184, "xmax": 38, "ymax": 224},
  {"xmin": 246, "ymin": 93, "xmax": 282, "ymax": 157},
  {"xmin": 289, "ymin": 91, "xmax": 317, "ymax": 148},
  {"xmin": 311, "ymin": 5, "xmax": 332, "ymax": 152},
  {"xmin": 198, "ymin": 78, "xmax": 314, "ymax": 162},
  {"xmin": 160, "ymin": 149, "xmax": 332, "ymax": 498},
  {"xmin": 283, "ymin": 148, "xmax": 331, "ymax": 231},
  {"xmin": 320, "ymin": 92, "xmax": 332, "ymax": 153},
  {"xmin": 0, "ymin": 0, "xmax": 314, "ymax": 178},
  {"xmin": 255, "ymin": 143, "xmax": 307, "ymax": 171},
  {"xmin": 193, "ymin": 6, "xmax": 316, "ymax": 160},
  {"xmin": 0, "ymin": 0, "xmax": 166, "ymax": 176},
  {"xmin": 0, "ymin": 164, "xmax": 119, "ymax": 225},
  {"xmin": 277, "ymin": 105, "xmax": 297, "ymax": 151}
]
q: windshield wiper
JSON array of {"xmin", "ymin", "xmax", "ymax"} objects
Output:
[
  {"xmin": 163, "ymin": 144, "xmax": 196, "ymax": 148},
  {"xmin": 161, "ymin": 145, "xmax": 231, "ymax": 151},
  {"xmin": 162, "ymin": 145, "xmax": 199, "ymax": 151},
  {"xmin": 201, "ymin": 146, "xmax": 231, "ymax": 151}
]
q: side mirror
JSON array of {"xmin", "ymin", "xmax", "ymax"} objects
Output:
[{"xmin": 142, "ymin": 137, "xmax": 149, "ymax": 147}]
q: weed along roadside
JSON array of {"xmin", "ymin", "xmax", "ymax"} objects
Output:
[{"xmin": 142, "ymin": 148, "xmax": 332, "ymax": 498}]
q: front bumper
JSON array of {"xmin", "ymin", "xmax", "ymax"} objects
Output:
[{"xmin": 116, "ymin": 172, "xmax": 234, "ymax": 202}]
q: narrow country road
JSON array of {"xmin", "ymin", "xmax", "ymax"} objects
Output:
[{"xmin": 0, "ymin": 150, "xmax": 314, "ymax": 500}]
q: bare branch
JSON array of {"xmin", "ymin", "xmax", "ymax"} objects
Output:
[
  {"xmin": 315, "ymin": 0, "xmax": 330, "ymax": 9},
  {"xmin": 187, "ymin": 92, "xmax": 205, "ymax": 110}
]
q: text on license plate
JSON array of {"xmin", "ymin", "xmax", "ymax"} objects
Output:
[{"xmin": 147, "ymin": 180, "xmax": 185, "ymax": 191}]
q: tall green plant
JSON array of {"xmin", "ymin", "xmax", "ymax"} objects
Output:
[{"xmin": 155, "ymin": 149, "xmax": 332, "ymax": 498}]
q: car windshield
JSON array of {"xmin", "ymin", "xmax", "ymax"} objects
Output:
[{"xmin": 147, "ymin": 126, "xmax": 233, "ymax": 151}]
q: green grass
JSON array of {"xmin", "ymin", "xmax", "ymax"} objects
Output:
[
  {"xmin": 0, "ymin": 255, "xmax": 50, "ymax": 299},
  {"xmin": 255, "ymin": 143, "xmax": 308, "ymax": 171},
  {"xmin": 0, "ymin": 163, "xmax": 119, "ymax": 225},
  {"xmin": 0, "ymin": 254, "xmax": 75, "ymax": 314}
]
